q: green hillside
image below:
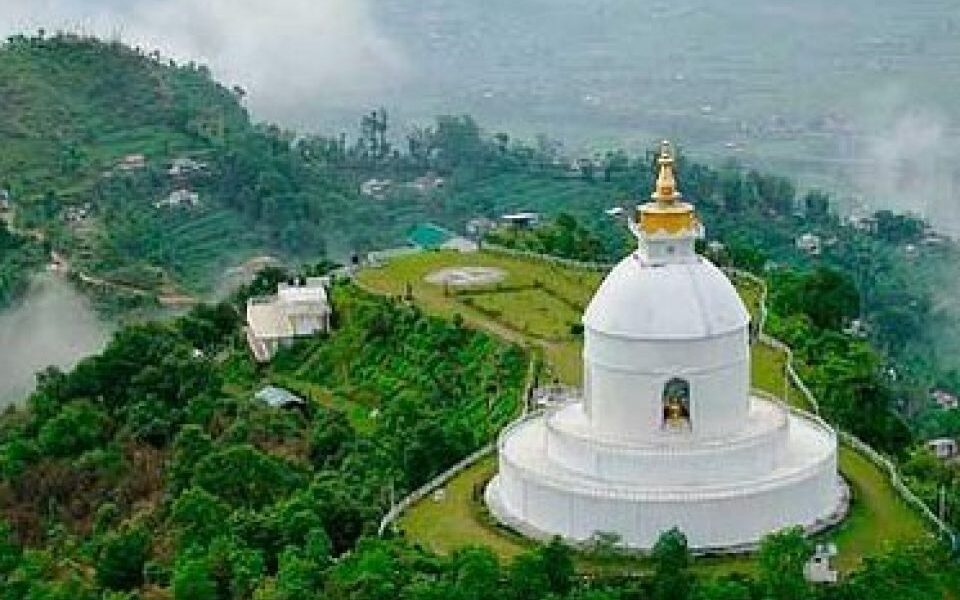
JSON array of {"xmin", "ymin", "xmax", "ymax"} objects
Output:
[{"xmin": 0, "ymin": 33, "xmax": 358, "ymax": 304}]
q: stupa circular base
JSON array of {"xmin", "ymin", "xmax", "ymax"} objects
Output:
[{"xmin": 486, "ymin": 403, "xmax": 847, "ymax": 551}]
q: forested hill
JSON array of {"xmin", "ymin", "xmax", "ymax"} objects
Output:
[{"xmin": 0, "ymin": 33, "xmax": 357, "ymax": 303}]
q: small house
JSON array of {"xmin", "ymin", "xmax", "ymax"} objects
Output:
[
  {"xmin": 155, "ymin": 189, "xmax": 200, "ymax": 209},
  {"xmin": 360, "ymin": 178, "xmax": 393, "ymax": 198},
  {"xmin": 63, "ymin": 203, "xmax": 92, "ymax": 224},
  {"xmin": 168, "ymin": 157, "xmax": 209, "ymax": 178},
  {"xmin": 117, "ymin": 154, "xmax": 147, "ymax": 171},
  {"xmin": 500, "ymin": 212, "xmax": 541, "ymax": 229},
  {"xmin": 407, "ymin": 173, "xmax": 446, "ymax": 193},
  {"xmin": 842, "ymin": 318, "xmax": 869, "ymax": 338},
  {"xmin": 465, "ymin": 217, "xmax": 495, "ymax": 238},
  {"xmin": 932, "ymin": 389, "xmax": 959, "ymax": 411},
  {"xmin": 795, "ymin": 233, "xmax": 821, "ymax": 256},
  {"xmin": 246, "ymin": 277, "xmax": 332, "ymax": 362},
  {"xmin": 847, "ymin": 214, "xmax": 878, "ymax": 234},
  {"xmin": 804, "ymin": 544, "xmax": 838, "ymax": 584},
  {"xmin": 926, "ymin": 438, "xmax": 959, "ymax": 460}
]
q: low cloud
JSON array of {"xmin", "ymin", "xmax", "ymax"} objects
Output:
[
  {"xmin": 0, "ymin": 0, "xmax": 409, "ymax": 129},
  {"xmin": 850, "ymin": 85, "xmax": 960, "ymax": 237},
  {"xmin": 0, "ymin": 275, "xmax": 111, "ymax": 407}
]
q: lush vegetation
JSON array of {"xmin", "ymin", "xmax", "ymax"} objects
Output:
[
  {"xmin": 0, "ymin": 32, "xmax": 357, "ymax": 300},
  {"xmin": 1, "ymin": 30, "xmax": 958, "ymax": 597},
  {"xmin": 486, "ymin": 212, "xmax": 610, "ymax": 263},
  {"xmin": 0, "ymin": 222, "xmax": 43, "ymax": 307},
  {"xmin": 0, "ymin": 274, "xmax": 527, "ymax": 598}
]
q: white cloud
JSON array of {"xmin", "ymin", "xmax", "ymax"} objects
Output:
[
  {"xmin": 0, "ymin": 0, "xmax": 409, "ymax": 127},
  {"xmin": 850, "ymin": 85, "xmax": 960, "ymax": 236}
]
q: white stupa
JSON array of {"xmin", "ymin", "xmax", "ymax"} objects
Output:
[{"xmin": 486, "ymin": 142, "xmax": 845, "ymax": 550}]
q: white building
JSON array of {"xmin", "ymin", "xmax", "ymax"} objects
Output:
[
  {"xmin": 155, "ymin": 189, "xmax": 201, "ymax": 209},
  {"xmin": 168, "ymin": 157, "xmax": 209, "ymax": 178},
  {"xmin": 486, "ymin": 142, "xmax": 844, "ymax": 551},
  {"xmin": 117, "ymin": 153, "xmax": 147, "ymax": 171},
  {"xmin": 407, "ymin": 173, "xmax": 446, "ymax": 193},
  {"xmin": 932, "ymin": 389, "xmax": 959, "ymax": 410},
  {"xmin": 796, "ymin": 233, "xmax": 822, "ymax": 255},
  {"xmin": 360, "ymin": 178, "xmax": 393, "ymax": 198},
  {"xmin": 500, "ymin": 212, "xmax": 541, "ymax": 229},
  {"xmin": 804, "ymin": 543, "xmax": 839, "ymax": 583},
  {"xmin": 246, "ymin": 277, "xmax": 332, "ymax": 362},
  {"xmin": 927, "ymin": 438, "xmax": 959, "ymax": 460}
]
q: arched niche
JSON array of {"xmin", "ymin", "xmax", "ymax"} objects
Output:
[{"xmin": 662, "ymin": 377, "xmax": 691, "ymax": 431}]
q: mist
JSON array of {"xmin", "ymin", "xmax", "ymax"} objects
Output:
[
  {"xmin": 848, "ymin": 87, "xmax": 960, "ymax": 237},
  {"xmin": 0, "ymin": 274, "xmax": 112, "ymax": 407},
  {"xmin": 0, "ymin": 0, "xmax": 409, "ymax": 130}
]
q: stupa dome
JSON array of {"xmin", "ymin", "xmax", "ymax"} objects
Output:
[{"xmin": 583, "ymin": 254, "xmax": 749, "ymax": 340}]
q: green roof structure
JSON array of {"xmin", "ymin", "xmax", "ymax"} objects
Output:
[{"xmin": 407, "ymin": 223, "xmax": 455, "ymax": 250}]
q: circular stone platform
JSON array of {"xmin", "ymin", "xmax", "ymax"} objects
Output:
[
  {"xmin": 486, "ymin": 397, "xmax": 847, "ymax": 552},
  {"xmin": 425, "ymin": 267, "xmax": 506, "ymax": 287}
]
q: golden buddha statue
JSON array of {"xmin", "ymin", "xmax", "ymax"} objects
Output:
[{"xmin": 664, "ymin": 393, "xmax": 689, "ymax": 429}]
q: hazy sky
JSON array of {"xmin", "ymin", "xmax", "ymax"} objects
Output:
[{"xmin": 0, "ymin": 0, "xmax": 409, "ymax": 127}]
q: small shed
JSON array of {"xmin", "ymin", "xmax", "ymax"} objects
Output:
[
  {"xmin": 795, "ymin": 233, "xmax": 822, "ymax": 256},
  {"xmin": 500, "ymin": 212, "xmax": 541, "ymax": 229},
  {"xmin": 804, "ymin": 543, "xmax": 838, "ymax": 583},
  {"xmin": 255, "ymin": 386, "xmax": 306, "ymax": 409}
]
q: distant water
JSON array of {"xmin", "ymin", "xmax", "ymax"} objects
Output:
[{"xmin": 0, "ymin": 274, "xmax": 112, "ymax": 407}]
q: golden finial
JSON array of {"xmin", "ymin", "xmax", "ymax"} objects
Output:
[
  {"xmin": 652, "ymin": 140, "xmax": 680, "ymax": 203},
  {"xmin": 636, "ymin": 140, "xmax": 697, "ymax": 236}
]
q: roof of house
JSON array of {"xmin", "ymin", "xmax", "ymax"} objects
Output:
[
  {"xmin": 247, "ymin": 302, "xmax": 291, "ymax": 339},
  {"xmin": 407, "ymin": 223, "xmax": 455, "ymax": 249},
  {"xmin": 255, "ymin": 386, "xmax": 306, "ymax": 408},
  {"xmin": 277, "ymin": 278, "xmax": 329, "ymax": 304},
  {"xmin": 247, "ymin": 278, "xmax": 331, "ymax": 340},
  {"xmin": 501, "ymin": 212, "xmax": 540, "ymax": 222}
]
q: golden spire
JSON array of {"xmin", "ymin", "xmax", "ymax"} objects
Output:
[
  {"xmin": 636, "ymin": 140, "xmax": 697, "ymax": 236},
  {"xmin": 652, "ymin": 140, "xmax": 680, "ymax": 203}
]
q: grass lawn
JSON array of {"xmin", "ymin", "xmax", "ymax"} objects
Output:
[
  {"xmin": 464, "ymin": 288, "xmax": 581, "ymax": 341},
  {"xmin": 400, "ymin": 456, "xmax": 532, "ymax": 560},
  {"xmin": 358, "ymin": 250, "xmax": 601, "ymax": 384},
  {"xmin": 364, "ymin": 250, "xmax": 932, "ymax": 573},
  {"xmin": 829, "ymin": 446, "xmax": 931, "ymax": 571}
]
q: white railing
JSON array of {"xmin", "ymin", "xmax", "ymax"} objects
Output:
[
  {"xmin": 725, "ymin": 268, "xmax": 953, "ymax": 543},
  {"xmin": 377, "ymin": 442, "xmax": 496, "ymax": 536},
  {"xmin": 378, "ymin": 356, "xmax": 538, "ymax": 536}
]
